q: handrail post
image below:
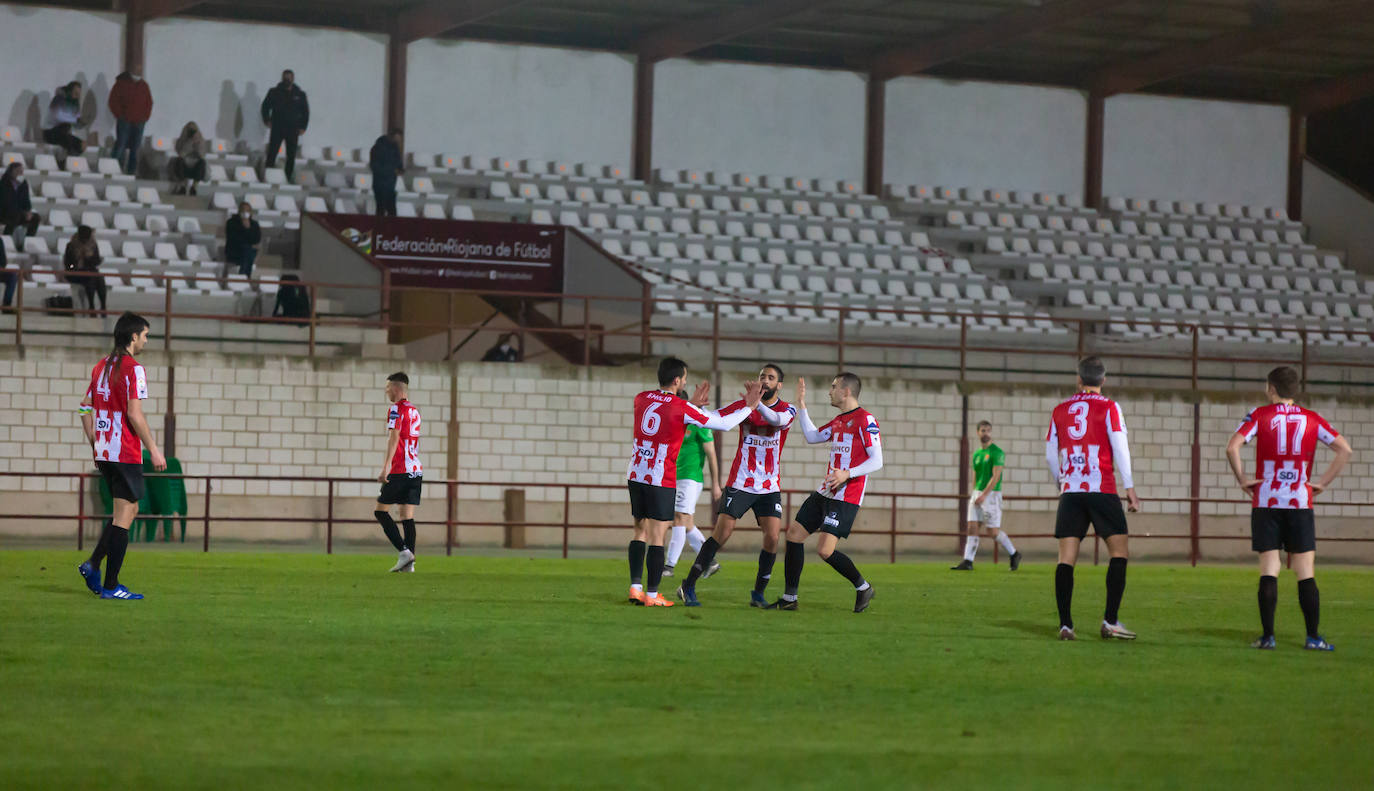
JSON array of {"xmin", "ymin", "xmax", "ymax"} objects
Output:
[
  {"xmin": 889, "ymin": 493, "xmax": 897, "ymax": 563},
  {"xmin": 1190, "ymin": 402, "xmax": 1201, "ymax": 567},
  {"xmin": 308, "ymin": 284, "xmax": 318, "ymax": 357},
  {"xmin": 446, "ymin": 480, "xmax": 455, "ymax": 556},
  {"xmin": 1191, "ymin": 324, "xmax": 1199, "ymax": 390},
  {"xmin": 202, "ymin": 478, "xmax": 211, "ymax": 552},
  {"xmin": 445, "ymin": 294, "xmax": 454, "ymax": 361},
  {"xmin": 1300, "ymin": 329, "xmax": 1309, "ymax": 395},
  {"xmin": 837, "ymin": 307, "xmax": 846, "ymax": 370},
  {"xmin": 77, "ymin": 473, "xmax": 85, "ymax": 551},
  {"xmin": 959, "ymin": 315, "xmax": 968, "ymax": 380},
  {"xmin": 1076, "ymin": 319, "xmax": 1086, "ymax": 359},
  {"xmin": 326, "ymin": 479, "xmax": 334, "ymax": 555},
  {"xmin": 582, "ymin": 297, "xmax": 591, "ymax": 367},
  {"xmin": 562, "ymin": 486, "xmax": 571, "ymax": 559},
  {"xmin": 13, "ymin": 275, "xmax": 23, "ymax": 347},
  {"xmin": 163, "ymin": 272, "xmax": 173, "ymax": 351},
  {"xmin": 711, "ymin": 302, "xmax": 720, "ymax": 372}
]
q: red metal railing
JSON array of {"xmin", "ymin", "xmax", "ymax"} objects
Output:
[
  {"xmin": 4, "ymin": 266, "xmax": 1372, "ymax": 391},
  {"xmin": 5, "ymin": 472, "xmax": 1370, "ymax": 566}
]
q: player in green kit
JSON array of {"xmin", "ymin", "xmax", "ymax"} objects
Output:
[
  {"xmin": 953, "ymin": 420, "xmax": 1022, "ymax": 570},
  {"xmin": 665, "ymin": 394, "xmax": 722, "ymax": 578}
]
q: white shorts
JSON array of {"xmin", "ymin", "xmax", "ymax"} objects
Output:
[
  {"xmin": 674, "ymin": 479, "xmax": 704, "ymax": 514},
  {"xmin": 967, "ymin": 491, "xmax": 1003, "ymax": 528}
]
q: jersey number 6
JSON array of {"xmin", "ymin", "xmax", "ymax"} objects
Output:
[{"xmin": 641, "ymin": 402, "xmax": 662, "ymax": 436}]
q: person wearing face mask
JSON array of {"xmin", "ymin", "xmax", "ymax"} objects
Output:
[
  {"xmin": 108, "ymin": 72, "xmax": 153, "ymax": 176},
  {"xmin": 260, "ymin": 69, "xmax": 309, "ymax": 182},
  {"xmin": 224, "ymin": 202, "xmax": 262, "ymax": 277},
  {"xmin": 43, "ymin": 81, "xmax": 85, "ymax": 155},
  {"xmin": 481, "ymin": 332, "xmax": 521, "ymax": 362},
  {"xmin": 0, "ymin": 162, "xmax": 42, "ymax": 249},
  {"xmin": 170, "ymin": 122, "xmax": 207, "ymax": 195}
]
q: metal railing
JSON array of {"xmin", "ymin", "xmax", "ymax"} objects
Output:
[
  {"xmin": 4, "ymin": 266, "xmax": 1372, "ymax": 390},
  {"xmin": 4, "ymin": 472, "xmax": 1369, "ymax": 567}
]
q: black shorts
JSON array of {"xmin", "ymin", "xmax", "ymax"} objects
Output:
[
  {"xmin": 794, "ymin": 492, "xmax": 860, "ymax": 539},
  {"xmin": 718, "ymin": 488, "xmax": 784, "ymax": 522},
  {"xmin": 1251, "ymin": 508, "xmax": 1316, "ymax": 553},
  {"xmin": 98, "ymin": 461, "xmax": 144, "ymax": 504},
  {"xmin": 628, "ymin": 480, "xmax": 675, "ymax": 522},
  {"xmin": 378, "ymin": 474, "xmax": 423, "ymax": 506},
  {"xmin": 1054, "ymin": 493, "xmax": 1128, "ymax": 540}
]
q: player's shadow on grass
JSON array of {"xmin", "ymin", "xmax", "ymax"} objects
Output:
[
  {"xmin": 995, "ymin": 620, "xmax": 1051, "ymax": 638},
  {"xmin": 27, "ymin": 583, "xmax": 87, "ymax": 596},
  {"xmin": 1173, "ymin": 626, "xmax": 1253, "ymax": 643}
]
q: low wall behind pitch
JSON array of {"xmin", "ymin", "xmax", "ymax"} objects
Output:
[{"xmin": 2, "ymin": 347, "xmax": 1372, "ymax": 560}]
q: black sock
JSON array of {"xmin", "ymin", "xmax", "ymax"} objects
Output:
[
  {"xmin": 823, "ymin": 550, "xmax": 866, "ymax": 589},
  {"xmin": 1258, "ymin": 575, "xmax": 1278, "ymax": 638},
  {"xmin": 1055, "ymin": 563, "xmax": 1075, "ymax": 629},
  {"xmin": 103, "ymin": 526, "xmax": 130, "ymax": 590},
  {"xmin": 1104, "ymin": 557, "xmax": 1127, "ymax": 624},
  {"xmin": 754, "ymin": 550, "xmax": 777, "ymax": 594},
  {"xmin": 88, "ymin": 520, "xmax": 114, "ymax": 567},
  {"xmin": 646, "ymin": 546, "xmax": 665, "ymax": 594},
  {"xmin": 374, "ymin": 511, "xmax": 405, "ymax": 552},
  {"xmin": 628, "ymin": 540, "xmax": 646, "ymax": 585},
  {"xmin": 683, "ymin": 537, "xmax": 720, "ymax": 587},
  {"xmin": 401, "ymin": 520, "xmax": 416, "ymax": 553},
  {"xmin": 1297, "ymin": 577, "xmax": 1320, "ymax": 639},
  {"xmin": 783, "ymin": 540, "xmax": 805, "ymax": 596}
]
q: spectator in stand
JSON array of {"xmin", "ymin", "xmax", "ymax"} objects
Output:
[
  {"xmin": 260, "ymin": 69, "xmax": 309, "ymax": 182},
  {"xmin": 482, "ymin": 333, "xmax": 521, "ymax": 362},
  {"xmin": 273, "ymin": 273, "xmax": 312, "ymax": 322},
  {"xmin": 0, "ymin": 162, "xmax": 42, "ymax": 249},
  {"xmin": 42, "ymin": 81, "xmax": 85, "ymax": 155},
  {"xmin": 225, "ymin": 201, "xmax": 262, "ymax": 277},
  {"xmin": 108, "ymin": 72, "xmax": 153, "ymax": 176},
  {"xmin": 368, "ymin": 128, "xmax": 404, "ymax": 217},
  {"xmin": 170, "ymin": 122, "xmax": 207, "ymax": 195},
  {"xmin": 64, "ymin": 225, "xmax": 106, "ymax": 313}
]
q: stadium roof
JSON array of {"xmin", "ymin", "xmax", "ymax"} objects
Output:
[{"xmin": 29, "ymin": 0, "xmax": 1374, "ymax": 107}]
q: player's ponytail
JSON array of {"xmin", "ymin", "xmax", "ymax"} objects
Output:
[{"xmin": 101, "ymin": 312, "xmax": 149, "ymax": 389}]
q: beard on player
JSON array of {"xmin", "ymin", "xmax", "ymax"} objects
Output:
[{"xmin": 762, "ymin": 386, "xmax": 777, "ymax": 402}]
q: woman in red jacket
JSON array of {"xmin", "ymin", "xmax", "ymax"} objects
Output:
[{"xmin": 108, "ymin": 72, "xmax": 153, "ymax": 176}]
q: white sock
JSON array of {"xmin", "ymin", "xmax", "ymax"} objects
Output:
[
  {"xmin": 963, "ymin": 536, "xmax": 980, "ymax": 562},
  {"xmin": 630, "ymin": 583, "xmax": 643, "ymax": 592},
  {"xmin": 666, "ymin": 524, "xmax": 687, "ymax": 566},
  {"xmin": 996, "ymin": 531, "xmax": 1016, "ymax": 555},
  {"xmin": 686, "ymin": 527, "xmax": 705, "ymax": 551},
  {"xmin": 782, "ymin": 593, "xmax": 797, "ymax": 602},
  {"xmin": 856, "ymin": 581, "xmax": 870, "ymax": 592}
]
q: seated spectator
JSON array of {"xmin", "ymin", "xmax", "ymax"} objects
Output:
[
  {"xmin": 170, "ymin": 122, "xmax": 206, "ymax": 195},
  {"xmin": 272, "ymin": 274, "xmax": 312, "ymax": 322},
  {"xmin": 42, "ymin": 81, "xmax": 85, "ymax": 155},
  {"xmin": 482, "ymin": 333, "xmax": 521, "ymax": 362},
  {"xmin": 0, "ymin": 162, "xmax": 42, "ymax": 249},
  {"xmin": 224, "ymin": 201, "xmax": 262, "ymax": 277},
  {"xmin": 63, "ymin": 225, "xmax": 105, "ymax": 313}
]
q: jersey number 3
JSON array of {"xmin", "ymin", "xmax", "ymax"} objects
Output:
[{"xmin": 1067, "ymin": 402, "xmax": 1089, "ymax": 440}]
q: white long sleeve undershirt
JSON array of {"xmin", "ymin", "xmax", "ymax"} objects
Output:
[{"xmin": 795, "ymin": 407, "xmax": 828, "ymax": 444}]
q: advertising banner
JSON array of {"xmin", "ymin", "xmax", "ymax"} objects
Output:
[{"xmin": 313, "ymin": 213, "xmax": 565, "ymax": 293}]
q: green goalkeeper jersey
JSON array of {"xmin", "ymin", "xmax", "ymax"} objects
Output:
[
  {"xmin": 676, "ymin": 424, "xmax": 713, "ymax": 484},
  {"xmin": 972, "ymin": 443, "xmax": 1005, "ymax": 492}
]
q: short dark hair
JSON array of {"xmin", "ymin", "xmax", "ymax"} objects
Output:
[
  {"xmin": 761, "ymin": 363, "xmax": 785, "ymax": 381},
  {"xmin": 835, "ymin": 372, "xmax": 861, "ymax": 397},
  {"xmin": 1077, "ymin": 356, "xmax": 1106, "ymax": 387},
  {"xmin": 658, "ymin": 357, "xmax": 687, "ymax": 387},
  {"xmin": 977, "ymin": 420, "xmax": 992, "ymax": 429},
  {"xmin": 387, "ymin": 372, "xmax": 409, "ymax": 386},
  {"xmin": 1267, "ymin": 366, "xmax": 1301, "ymax": 399}
]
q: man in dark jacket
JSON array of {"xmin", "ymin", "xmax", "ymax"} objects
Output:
[
  {"xmin": 108, "ymin": 72, "xmax": 153, "ymax": 176},
  {"xmin": 225, "ymin": 201, "xmax": 263, "ymax": 277},
  {"xmin": 368, "ymin": 128, "xmax": 404, "ymax": 217},
  {"xmin": 260, "ymin": 69, "xmax": 309, "ymax": 181},
  {"xmin": 0, "ymin": 162, "xmax": 42, "ymax": 247}
]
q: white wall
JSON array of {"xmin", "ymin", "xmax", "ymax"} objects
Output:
[
  {"xmin": 884, "ymin": 77, "xmax": 1086, "ymax": 197},
  {"xmin": 406, "ymin": 40, "xmax": 633, "ymax": 167},
  {"xmin": 653, "ymin": 59, "xmax": 864, "ymax": 180},
  {"xmin": 144, "ymin": 18, "xmax": 386, "ymax": 149},
  {"xmin": 1303, "ymin": 159, "xmax": 1374, "ymax": 277},
  {"xmin": 0, "ymin": 4, "xmax": 124, "ymax": 143},
  {"xmin": 1104, "ymin": 94, "xmax": 1288, "ymax": 208}
]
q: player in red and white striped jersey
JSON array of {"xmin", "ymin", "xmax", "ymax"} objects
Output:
[
  {"xmin": 625, "ymin": 357, "xmax": 762, "ymax": 607},
  {"xmin": 766, "ymin": 373, "xmax": 883, "ymax": 613},
  {"xmin": 374, "ymin": 372, "xmax": 423, "ymax": 573},
  {"xmin": 675, "ymin": 364, "xmax": 796, "ymax": 607},
  {"xmin": 76, "ymin": 313, "xmax": 166, "ymax": 601},
  {"xmin": 1044, "ymin": 357, "xmax": 1141, "ymax": 641},
  {"xmin": 1225, "ymin": 366, "xmax": 1352, "ymax": 651}
]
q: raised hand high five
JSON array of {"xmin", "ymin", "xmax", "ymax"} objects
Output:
[
  {"xmin": 742, "ymin": 380, "xmax": 763, "ymax": 408},
  {"xmin": 795, "ymin": 377, "xmax": 807, "ymax": 410},
  {"xmin": 690, "ymin": 381, "xmax": 712, "ymax": 407}
]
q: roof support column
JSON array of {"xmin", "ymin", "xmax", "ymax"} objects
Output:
[
  {"xmin": 864, "ymin": 75, "xmax": 886, "ymax": 197},
  {"xmin": 1084, "ymin": 92, "xmax": 1105, "ymax": 210},
  {"xmin": 632, "ymin": 57, "xmax": 655, "ymax": 182},
  {"xmin": 386, "ymin": 32, "xmax": 408, "ymax": 134},
  {"xmin": 1287, "ymin": 108, "xmax": 1305, "ymax": 222}
]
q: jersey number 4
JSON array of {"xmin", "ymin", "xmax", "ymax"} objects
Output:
[{"xmin": 1269, "ymin": 414, "xmax": 1306, "ymax": 455}]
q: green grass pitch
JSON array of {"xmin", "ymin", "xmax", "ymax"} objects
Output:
[{"xmin": 1, "ymin": 550, "xmax": 1371, "ymax": 790}]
